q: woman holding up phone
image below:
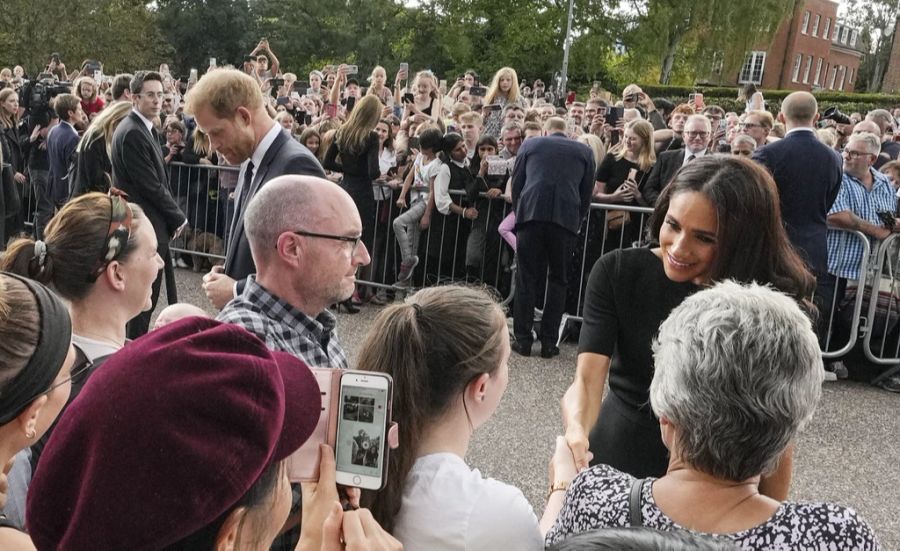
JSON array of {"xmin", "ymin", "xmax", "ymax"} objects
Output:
[
  {"xmin": 358, "ymin": 285, "xmax": 577, "ymax": 550},
  {"xmin": 483, "ymin": 67, "xmax": 525, "ymax": 139},
  {"xmin": 400, "ymin": 70, "xmax": 440, "ymax": 124},
  {"xmin": 562, "ymin": 156, "xmax": 815, "ymax": 497}
]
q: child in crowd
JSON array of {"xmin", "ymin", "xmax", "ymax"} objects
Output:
[{"xmin": 392, "ymin": 128, "xmax": 443, "ymax": 284}]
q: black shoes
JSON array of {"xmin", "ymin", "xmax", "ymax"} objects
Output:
[
  {"xmin": 541, "ymin": 343, "xmax": 560, "ymax": 358},
  {"xmin": 511, "ymin": 340, "xmax": 532, "ymax": 357}
]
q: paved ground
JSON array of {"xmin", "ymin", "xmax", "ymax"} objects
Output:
[{"xmin": 168, "ymin": 269, "xmax": 899, "ymax": 548}]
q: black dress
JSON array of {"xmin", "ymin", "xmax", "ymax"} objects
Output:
[
  {"xmin": 578, "ymin": 247, "xmax": 697, "ymax": 477},
  {"xmin": 324, "ymin": 131, "xmax": 380, "ymax": 250}
]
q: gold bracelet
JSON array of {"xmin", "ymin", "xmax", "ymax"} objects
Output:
[{"xmin": 547, "ymin": 480, "xmax": 569, "ymax": 499}]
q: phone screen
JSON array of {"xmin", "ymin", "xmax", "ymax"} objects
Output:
[{"xmin": 335, "ymin": 383, "xmax": 389, "ymax": 481}]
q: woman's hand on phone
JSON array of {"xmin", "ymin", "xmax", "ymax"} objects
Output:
[
  {"xmin": 298, "ymin": 444, "xmax": 341, "ymax": 550},
  {"xmin": 320, "ymin": 505, "xmax": 403, "ymax": 551}
]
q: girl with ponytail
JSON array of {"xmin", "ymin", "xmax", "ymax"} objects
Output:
[{"xmin": 356, "ymin": 285, "xmax": 575, "ymax": 550}]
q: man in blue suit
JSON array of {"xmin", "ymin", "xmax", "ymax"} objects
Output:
[
  {"xmin": 45, "ymin": 94, "xmax": 85, "ymax": 237},
  {"xmin": 753, "ymin": 92, "xmax": 842, "ymax": 330},
  {"xmin": 511, "ymin": 117, "xmax": 595, "ymax": 358},
  {"xmin": 187, "ymin": 69, "xmax": 325, "ymax": 310}
]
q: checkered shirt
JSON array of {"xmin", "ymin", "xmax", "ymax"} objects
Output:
[
  {"xmin": 216, "ymin": 275, "xmax": 348, "ymax": 370},
  {"xmin": 827, "ymin": 168, "xmax": 896, "ymax": 281}
]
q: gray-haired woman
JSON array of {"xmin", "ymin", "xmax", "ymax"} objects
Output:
[{"xmin": 548, "ymin": 281, "xmax": 880, "ymax": 550}]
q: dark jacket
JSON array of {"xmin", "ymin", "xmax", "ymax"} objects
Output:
[
  {"xmin": 111, "ymin": 111, "xmax": 185, "ymax": 250},
  {"xmin": 47, "ymin": 121, "xmax": 80, "ymax": 205},
  {"xmin": 753, "ymin": 129, "xmax": 842, "ymax": 274},
  {"xmin": 224, "ymin": 127, "xmax": 325, "ymax": 283},
  {"xmin": 511, "ymin": 132, "xmax": 595, "ymax": 235},
  {"xmin": 642, "ymin": 148, "xmax": 686, "ymax": 206},
  {"xmin": 70, "ymin": 136, "xmax": 112, "ymax": 198}
]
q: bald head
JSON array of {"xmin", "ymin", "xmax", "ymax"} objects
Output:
[
  {"xmin": 245, "ymin": 175, "xmax": 356, "ymax": 263},
  {"xmin": 853, "ymin": 120, "xmax": 882, "ymax": 138},
  {"xmin": 781, "ymin": 92, "xmax": 818, "ymax": 126}
]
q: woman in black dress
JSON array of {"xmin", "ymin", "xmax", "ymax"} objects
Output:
[
  {"xmin": 562, "ymin": 156, "xmax": 815, "ymax": 498},
  {"xmin": 324, "ymin": 95, "xmax": 381, "ymax": 306}
]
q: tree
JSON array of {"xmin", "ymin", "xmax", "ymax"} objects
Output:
[
  {"xmin": 841, "ymin": 0, "xmax": 900, "ymax": 92},
  {"xmin": 156, "ymin": 0, "xmax": 253, "ymax": 75},
  {"xmin": 620, "ymin": 0, "xmax": 794, "ymax": 85},
  {"xmin": 0, "ymin": 0, "xmax": 166, "ymax": 76}
]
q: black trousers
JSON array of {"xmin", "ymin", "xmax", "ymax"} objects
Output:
[{"xmin": 513, "ymin": 221, "xmax": 576, "ymax": 344}]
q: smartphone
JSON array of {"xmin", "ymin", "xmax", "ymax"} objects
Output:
[
  {"xmin": 402, "ymin": 92, "xmax": 415, "ymax": 104},
  {"xmin": 291, "ymin": 91, "xmax": 301, "ymax": 101},
  {"xmin": 486, "ymin": 155, "xmax": 510, "ymax": 176},
  {"xmin": 485, "ymin": 103, "xmax": 502, "ymax": 112},
  {"xmin": 305, "ymin": 114, "xmax": 313, "ymax": 125},
  {"xmin": 286, "ymin": 368, "xmax": 343, "ymax": 482},
  {"xmin": 469, "ymin": 86, "xmax": 487, "ymax": 97},
  {"xmin": 605, "ymin": 106, "xmax": 624, "ymax": 127},
  {"xmin": 345, "ymin": 96, "xmax": 356, "ymax": 113},
  {"xmin": 306, "ymin": 88, "xmax": 315, "ymax": 96},
  {"xmin": 334, "ymin": 372, "xmax": 393, "ymax": 490},
  {"xmin": 439, "ymin": 79, "xmax": 447, "ymax": 90},
  {"xmin": 93, "ymin": 70, "xmax": 102, "ymax": 83},
  {"xmin": 627, "ymin": 168, "xmax": 638, "ymax": 182},
  {"xmin": 209, "ymin": 57, "xmax": 216, "ymax": 68},
  {"xmin": 399, "ymin": 62, "xmax": 409, "ymax": 74},
  {"xmin": 693, "ymin": 92, "xmax": 704, "ymax": 110},
  {"xmin": 276, "ymin": 96, "xmax": 291, "ymax": 106},
  {"xmin": 344, "ymin": 65, "xmax": 359, "ymax": 75},
  {"xmin": 189, "ymin": 68, "xmax": 198, "ymax": 81},
  {"xmin": 718, "ymin": 119, "xmax": 727, "ymax": 133},
  {"xmin": 877, "ymin": 211, "xmax": 896, "ymax": 229}
]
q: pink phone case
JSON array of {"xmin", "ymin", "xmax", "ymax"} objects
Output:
[{"xmin": 286, "ymin": 368, "xmax": 344, "ymax": 483}]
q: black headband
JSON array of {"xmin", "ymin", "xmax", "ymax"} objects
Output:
[{"xmin": 0, "ymin": 272, "xmax": 72, "ymax": 425}]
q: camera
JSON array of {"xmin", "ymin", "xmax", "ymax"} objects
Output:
[
  {"xmin": 822, "ymin": 107, "xmax": 851, "ymax": 126},
  {"xmin": 20, "ymin": 76, "xmax": 71, "ymax": 127}
]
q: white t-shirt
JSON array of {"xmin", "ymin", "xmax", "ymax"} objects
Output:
[
  {"xmin": 392, "ymin": 453, "xmax": 543, "ymax": 551},
  {"xmin": 411, "ymin": 154, "xmax": 440, "ymax": 203}
]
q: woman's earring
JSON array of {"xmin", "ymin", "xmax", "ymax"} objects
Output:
[{"xmin": 26, "ymin": 429, "xmax": 36, "ymax": 439}]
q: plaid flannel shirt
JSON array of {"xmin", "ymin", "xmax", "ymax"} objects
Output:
[{"xmin": 827, "ymin": 168, "xmax": 896, "ymax": 281}]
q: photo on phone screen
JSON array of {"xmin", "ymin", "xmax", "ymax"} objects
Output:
[
  {"xmin": 605, "ymin": 106, "xmax": 624, "ymax": 127},
  {"xmin": 469, "ymin": 86, "xmax": 487, "ymax": 97},
  {"xmin": 399, "ymin": 62, "xmax": 409, "ymax": 74},
  {"xmin": 334, "ymin": 373, "xmax": 391, "ymax": 490}
]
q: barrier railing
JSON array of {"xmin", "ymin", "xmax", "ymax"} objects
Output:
[
  {"xmin": 22, "ymin": 161, "xmax": 896, "ymax": 369},
  {"xmin": 820, "ymin": 229, "xmax": 870, "ymax": 359}
]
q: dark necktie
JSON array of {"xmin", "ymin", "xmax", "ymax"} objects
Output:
[
  {"xmin": 686, "ymin": 154, "xmax": 696, "ymax": 163},
  {"xmin": 238, "ymin": 161, "xmax": 254, "ymax": 210}
]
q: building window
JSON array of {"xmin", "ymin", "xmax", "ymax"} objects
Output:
[
  {"xmin": 833, "ymin": 24, "xmax": 840, "ymax": 41},
  {"xmin": 812, "ymin": 14, "xmax": 821, "ymax": 37},
  {"xmin": 850, "ymin": 30, "xmax": 858, "ymax": 47},
  {"xmin": 841, "ymin": 27, "xmax": 849, "ymax": 44},
  {"xmin": 847, "ymin": 68, "xmax": 854, "ymax": 89},
  {"xmin": 739, "ymin": 51, "xmax": 766, "ymax": 84},
  {"xmin": 838, "ymin": 66, "xmax": 846, "ymax": 90},
  {"xmin": 801, "ymin": 11, "xmax": 810, "ymax": 34},
  {"xmin": 829, "ymin": 66, "xmax": 838, "ymax": 89},
  {"xmin": 814, "ymin": 57, "xmax": 823, "ymax": 86},
  {"xmin": 792, "ymin": 54, "xmax": 802, "ymax": 82},
  {"xmin": 823, "ymin": 17, "xmax": 831, "ymax": 38},
  {"xmin": 802, "ymin": 55, "xmax": 813, "ymax": 84}
]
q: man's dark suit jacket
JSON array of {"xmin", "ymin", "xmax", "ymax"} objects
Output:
[
  {"xmin": 224, "ymin": 128, "xmax": 325, "ymax": 282},
  {"xmin": 111, "ymin": 111, "xmax": 185, "ymax": 251},
  {"xmin": 46, "ymin": 122, "xmax": 79, "ymax": 206},
  {"xmin": 753, "ymin": 128, "xmax": 842, "ymax": 275},
  {"xmin": 511, "ymin": 132, "xmax": 595, "ymax": 234},
  {"xmin": 642, "ymin": 148, "xmax": 686, "ymax": 207}
]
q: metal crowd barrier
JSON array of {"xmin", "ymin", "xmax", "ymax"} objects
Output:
[
  {"xmin": 20, "ymin": 160, "xmax": 900, "ymax": 370},
  {"xmin": 860, "ymin": 233, "xmax": 900, "ymax": 381}
]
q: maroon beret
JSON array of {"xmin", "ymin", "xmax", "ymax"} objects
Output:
[{"xmin": 26, "ymin": 317, "xmax": 321, "ymax": 550}]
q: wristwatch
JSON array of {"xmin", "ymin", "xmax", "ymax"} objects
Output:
[{"xmin": 547, "ymin": 480, "xmax": 570, "ymax": 499}]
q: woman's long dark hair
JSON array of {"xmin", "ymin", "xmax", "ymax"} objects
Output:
[{"xmin": 649, "ymin": 155, "xmax": 816, "ymax": 312}]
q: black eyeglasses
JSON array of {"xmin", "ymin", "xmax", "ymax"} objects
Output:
[{"xmin": 292, "ymin": 230, "xmax": 364, "ymax": 255}]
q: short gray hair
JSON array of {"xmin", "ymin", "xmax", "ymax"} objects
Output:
[
  {"xmin": 244, "ymin": 176, "xmax": 321, "ymax": 263},
  {"xmin": 848, "ymin": 132, "xmax": 882, "ymax": 156},
  {"xmin": 650, "ymin": 280, "xmax": 823, "ymax": 481},
  {"xmin": 866, "ymin": 109, "xmax": 894, "ymax": 133},
  {"xmin": 731, "ymin": 134, "xmax": 757, "ymax": 149},
  {"xmin": 685, "ymin": 114, "xmax": 711, "ymax": 132}
]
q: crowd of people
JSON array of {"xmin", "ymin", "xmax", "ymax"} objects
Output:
[{"xmin": 0, "ymin": 45, "xmax": 894, "ymax": 549}]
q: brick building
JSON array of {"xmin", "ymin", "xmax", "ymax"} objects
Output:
[{"xmin": 723, "ymin": 0, "xmax": 864, "ymax": 92}]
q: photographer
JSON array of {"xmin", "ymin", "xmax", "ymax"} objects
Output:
[
  {"xmin": 248, "ymin": 38, "xmax": 280, "ymax": 82},
  {"xmin": 45, "ymin": 53, "xmax": 67, "ymax": 82},
  {"xmin": 621, "ymin": 84, "xmax": 666, "ymax": 130}
]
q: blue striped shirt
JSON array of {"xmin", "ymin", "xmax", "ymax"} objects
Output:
[{"xmin": 826, "ymin": 168, "xmax": 896, "ymax": 280}]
